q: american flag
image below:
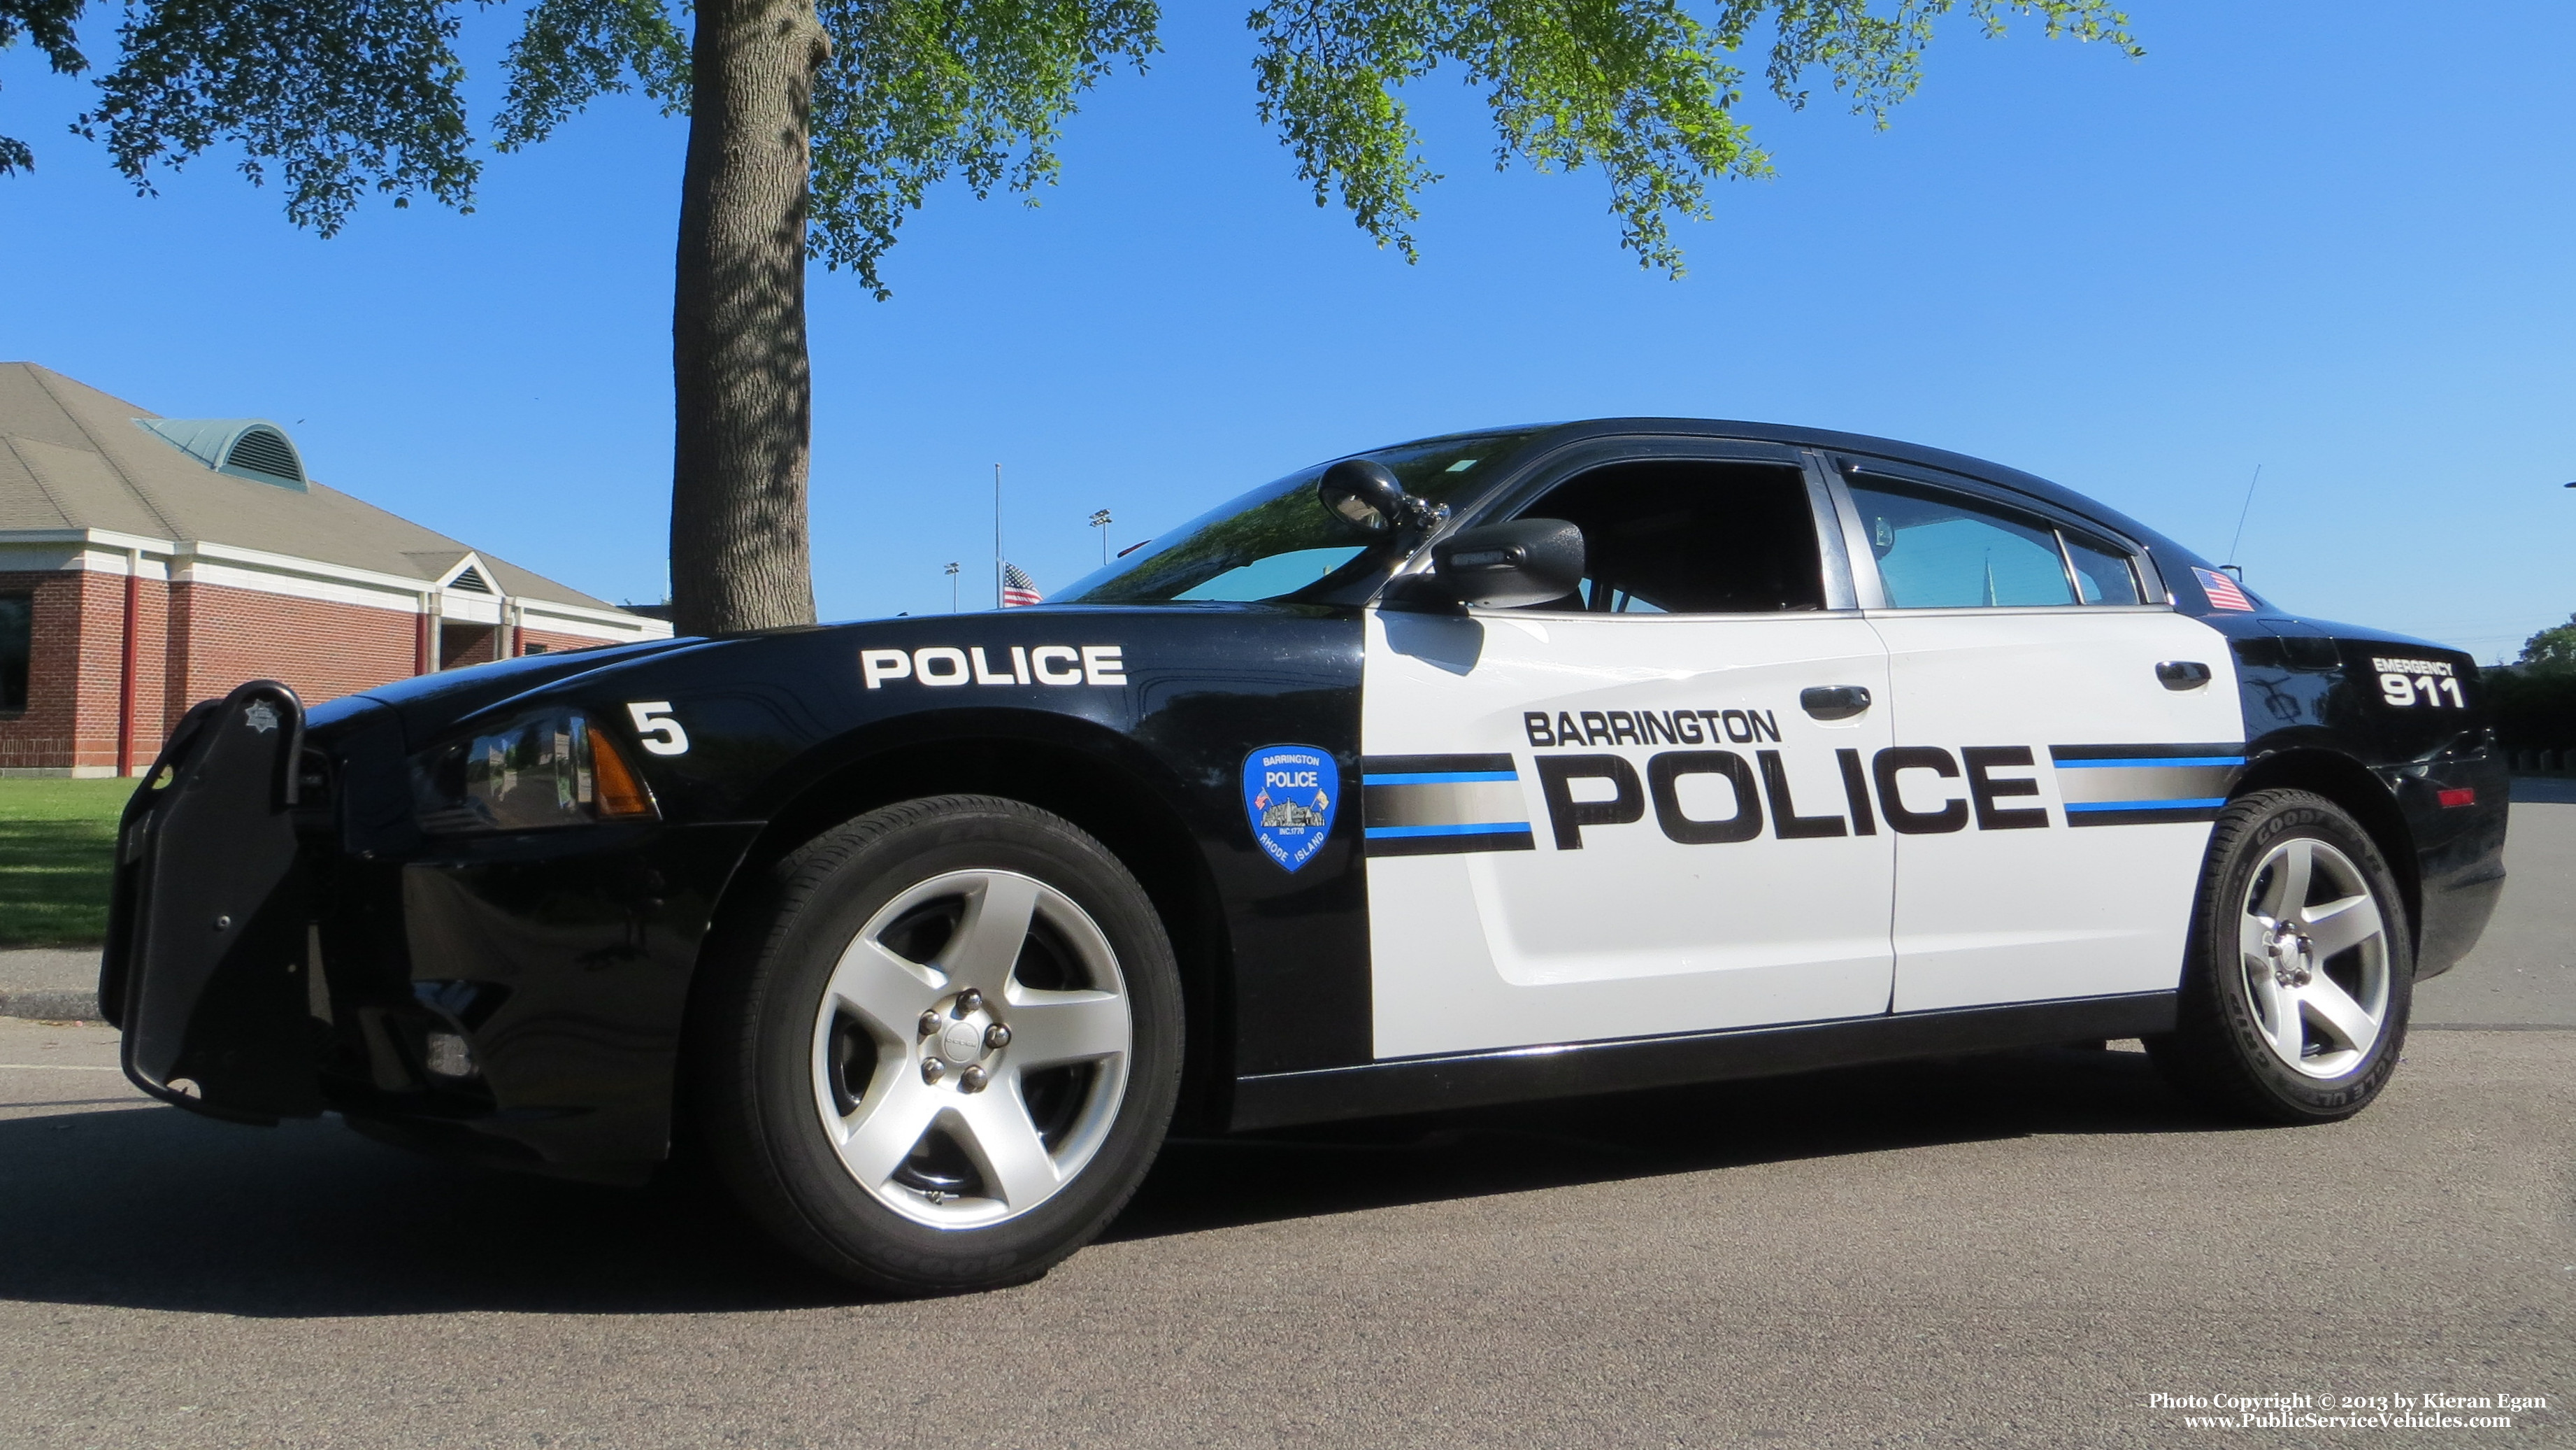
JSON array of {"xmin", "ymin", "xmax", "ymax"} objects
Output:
[
  {"xmin": 2192, "ymin": 566, "xmax": 2255, "ymax": 612},
  {"xmin": 1001, "ymin": 562, "xmax": 1042, "ymax": 608}
]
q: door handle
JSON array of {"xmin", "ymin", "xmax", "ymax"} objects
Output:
[
  {"xmin": 1800, "ymin": 685, "xmax": 1872, "ymax": 720},
  {"xmin": 2156, "ymin": 660, "xmax": 2212, "ymax": 690}
]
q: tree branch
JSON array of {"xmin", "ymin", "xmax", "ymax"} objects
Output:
[
  {"xmin": 496, "ymin": 0, "xmax": 692, "ymax": 150},
  {"xmin": 76, "ymin": 0, "xmax": 479, "ymax": 234},
  {"xmin": 1252, "ymin": 0, "xmax": 2136, "ymax": 276},
  {"xmin": 1, "ymin": 0, "xmax": 90, "ymax": 173},
  {"xmin": 804, "ymin": 0, "xmax": 1161, "ymax": 299}
]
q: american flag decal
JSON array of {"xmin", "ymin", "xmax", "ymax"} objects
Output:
[
  {"xmin": 2192, "ymin": 566, "xmax": 2254, "ymax": 612},
  {"xmin": 1001, "ymin": 562, "xmax": 1042, "ymax": 608}
]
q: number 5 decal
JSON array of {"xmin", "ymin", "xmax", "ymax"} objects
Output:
[{"xmin": 627, "ymin": 702, "xmax": 690, "ymax": 755}]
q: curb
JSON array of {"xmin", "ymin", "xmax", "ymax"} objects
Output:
[{"xmin": 0, "ymin": 988, "xmax": 99, "ymax": 1021}]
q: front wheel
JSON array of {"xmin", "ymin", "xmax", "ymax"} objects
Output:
[
  {"xmin": 2146, "ymin": 788, "xmax": 2412, "ymax": 1123},
  {"xmin": 698, "ymin": 795, "xmax": 1182, "ymax": 1294}
]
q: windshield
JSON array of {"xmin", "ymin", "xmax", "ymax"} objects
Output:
[{"xmin": 1059, "ymin": 430, "xmax": 1545, "ymax": 604}]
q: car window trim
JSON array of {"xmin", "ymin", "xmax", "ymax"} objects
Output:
[{"xmin": 1856, "ymin": 603, "xmax": 2180, "ymax": 621}]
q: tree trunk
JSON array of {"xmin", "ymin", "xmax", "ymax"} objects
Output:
[{"xmin": 670, "ymin": 0, "xmax": 829, "ymax": 637}]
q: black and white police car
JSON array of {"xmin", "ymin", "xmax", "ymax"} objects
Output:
[{"xmin": 104, "ymin": 418, "xmax": 2507, "ymax": 1293}]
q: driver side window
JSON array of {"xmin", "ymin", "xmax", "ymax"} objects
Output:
[{"xmin": 1506, "ymin": 460, "xmax": 1827, "ymax": 614}]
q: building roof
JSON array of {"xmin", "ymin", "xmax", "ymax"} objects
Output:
[{"xmin": 0, "ymin": 362, "xmax": 621, "ymax": 611}]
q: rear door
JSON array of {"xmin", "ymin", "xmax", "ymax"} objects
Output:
[
  {"xmin": 1831, "ymin": 461, "xmax": 2244, "ymax": 1012},
  {"xmin": 1361, "ymin": 444, "xmax": 1896, "ymax": 1060}
]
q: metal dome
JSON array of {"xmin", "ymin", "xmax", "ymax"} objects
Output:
[{"xmin": 134, "ymin": 418, "xmax": 309, "ymax": 490}]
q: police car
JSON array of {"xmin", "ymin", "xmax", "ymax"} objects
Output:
[{"xmin": 103, "ymin": 419, "xmax": 2507, "ymax": 1294}]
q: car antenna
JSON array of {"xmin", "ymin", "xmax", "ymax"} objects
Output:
[{"xmin": 2225, "ymin": 464, "xmax": 2263, "ymax": 570}]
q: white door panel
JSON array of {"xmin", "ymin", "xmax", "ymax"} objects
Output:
[
  {"xmin": 1362, "ymin": 606, "xmax": 1895, "ymax": 1060},
  {"xmin": 1868, "ymin": 609, "xmax": 2243, "ymax": 1011}
]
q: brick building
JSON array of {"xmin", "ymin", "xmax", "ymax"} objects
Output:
[{"xmin": 0, "ymin": 364, "xmax": 672, "ymax": 776}]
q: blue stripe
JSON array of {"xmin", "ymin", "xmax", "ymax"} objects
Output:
[
  {"xmin": 2055, "ymin": 756, "xmax": 2244, "ymax": 769},
  {"xmin": 1364, "ymin": 821, "xmax": 1533, "ymax": 839},
  {"xmin": 2064, "ymin": 797, "xmax": 2228, "ymax": 812},
  {"xmin": 1365, "ymin": 771, "xmax": 1519, "ymax": 786}
]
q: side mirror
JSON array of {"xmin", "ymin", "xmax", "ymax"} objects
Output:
[
  {"xmin": 1317, "ymin": 457, "xmax": 1410, "ymax": 534},
  {"xmin": 1432, "ymin": 518, "xmax": 1585, "ymax": 609}
]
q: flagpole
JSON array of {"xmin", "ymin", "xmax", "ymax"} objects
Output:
[{"xmin": 993, "ymin": 463, "xmax": 1003, "ymax": 610}]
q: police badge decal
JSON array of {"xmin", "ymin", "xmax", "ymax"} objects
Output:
[{"xmin": 1242, "ymin": 745, "xmax": 1339, "ymax": 872}]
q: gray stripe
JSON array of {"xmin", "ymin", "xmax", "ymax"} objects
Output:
[
  {"xmin": 2054, "ymin": 763, "xmax": 2236, "ymax": 806},
  {"xmin": 1364, "ymin": 780, "xmax": 1529, "ymax": 829}
]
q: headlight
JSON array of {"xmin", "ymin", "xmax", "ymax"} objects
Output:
[{"xmin": 411, "ymin": 710, "xmax": 657, "ymax": 834}]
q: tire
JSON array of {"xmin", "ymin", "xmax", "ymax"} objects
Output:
[
  {"xmin": 2146, "ymin": 788, "xmax": 2413, "ymax": 1124},
  {"xmin": 698, "ymin": 795, "xmax": 1182, "ymax": 1294}
]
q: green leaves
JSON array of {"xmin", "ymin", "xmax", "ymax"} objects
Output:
[
  {"xmin": 1250, "ymin": 1, "xmax": 1763, "ymax": 272},
  {"xmin": 496, "ymin": 0, "xmax": 692, "ymax": 150},
  {"xmin": 1724, "ymin": 1, "xmax": 2139, "ymax": 124},
  {"xmin": 54, "ymin": 0, "xmax": 2136, "ymax": 271},
  {"xmin": 78, "ymin": 0, "xmax": 478, "ymax": 234},
  {"xmin": 806, "ymin": 1, "xmax": 1161, "ymax": 298},
  {"xmin": 1250, "ymin": 0, "xmax": 2138, "ymax": 276},
  {"xmin": 1, "ymin": 0, "xmax": 92, "ymax": 173},
  {"xmin": 2519, "ymin": 614, "xmax": 2576, "ymax": 674}
]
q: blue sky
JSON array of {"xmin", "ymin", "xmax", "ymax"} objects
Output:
[{"xmin": 4, "ymin": 3, "xmax": 2571, "ymax": 658}]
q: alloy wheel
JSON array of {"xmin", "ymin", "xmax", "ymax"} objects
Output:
[
  {"xmin": 2236, "ymin": 836, "xmax": 2391, "ymax": 1079},
  {"xmin": 808, "ymin": 869, "xmax": 1132, "ymax": 1228}
]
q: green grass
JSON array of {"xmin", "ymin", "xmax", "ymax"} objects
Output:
[{"xmin": 0, "ymin": 779, "xmax": 136, "ymax": 948}]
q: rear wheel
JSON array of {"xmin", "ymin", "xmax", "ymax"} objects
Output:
[
  {"xmin": 700, "ymin": 795, "xmax": 1181, "ymax": 1293},
  {"xmin": 2146, "ymin": 788, "xmax": 2412, "ymax": 1123}
]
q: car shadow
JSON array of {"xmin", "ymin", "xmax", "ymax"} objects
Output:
[
  {"xmin": 1111, "ymin": 1041, "xmax": 2208, "ymax": 1242},
  {"xmin": 0, "ymin": 1044, "xmax": 2216, "ymax": 1318}
]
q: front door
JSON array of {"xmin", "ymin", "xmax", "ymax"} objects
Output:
[{"xmin": 1359, "ymin": 452, "xmax": 1896, "ymax": 1060}]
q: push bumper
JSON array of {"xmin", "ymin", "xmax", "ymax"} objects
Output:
[{"xmin": 100, "ymin": 681, "xmax": 324, "ymax": 1123}]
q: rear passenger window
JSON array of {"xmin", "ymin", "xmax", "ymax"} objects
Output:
[
  {"xmin": 1507, "ymin": 460, "xmax": 1826, "ymax": 614},
  {"xmin": 2063, "ymin": 532, "xmax": 2143, "ymax": 604},
  {"xmin": 1847, "ymin": 481, "xmax": 2074, "ymax": 608}
]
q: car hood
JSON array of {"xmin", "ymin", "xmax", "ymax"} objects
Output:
[
  {"xmin": 312, "ymin": 604, "xmax": 1309, "ymax": 748},
  {"xmin": 311, "ymin": 634, "xmax": 730, "ymax": 747}
]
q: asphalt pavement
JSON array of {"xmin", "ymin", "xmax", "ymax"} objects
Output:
[{"xmin": 2, "ymin": 795, "xmax": 2569, "ymax": 1447}]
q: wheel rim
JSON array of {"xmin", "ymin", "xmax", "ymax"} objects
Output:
[
  {"xmin": 809, "ymin": 869, "xmax": 1132, "ymax": 1228},
  {"xmin": 2235, "ymin": 836, "xmax": 2391, "ymax": 1079}
]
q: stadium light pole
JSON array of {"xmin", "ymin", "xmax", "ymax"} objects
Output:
[
  {"xmin": 1090, "ymin": 509, "xmax": 1112, "ymax": 566},
  {"xmin": 944, "ymin": 561, "xmax": 959, "ymax": 613}
]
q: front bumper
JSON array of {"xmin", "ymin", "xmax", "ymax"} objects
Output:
[{"xmin": 103, "ymin": 685, "xmax": 759, "ymax": 1181}]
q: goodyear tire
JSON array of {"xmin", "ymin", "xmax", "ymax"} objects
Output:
[
  {"xmin": 699, "ymin": 795, "xmax": 1181, "ymax": 1294},
  {"xmin": 2146, "ymin": 788, "xmax": 2412, "ymax": 1124}
]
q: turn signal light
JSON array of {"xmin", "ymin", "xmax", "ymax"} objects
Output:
[{"xmin": 589, "ymin": 727, "xmax": 654, "ymax": 818}]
